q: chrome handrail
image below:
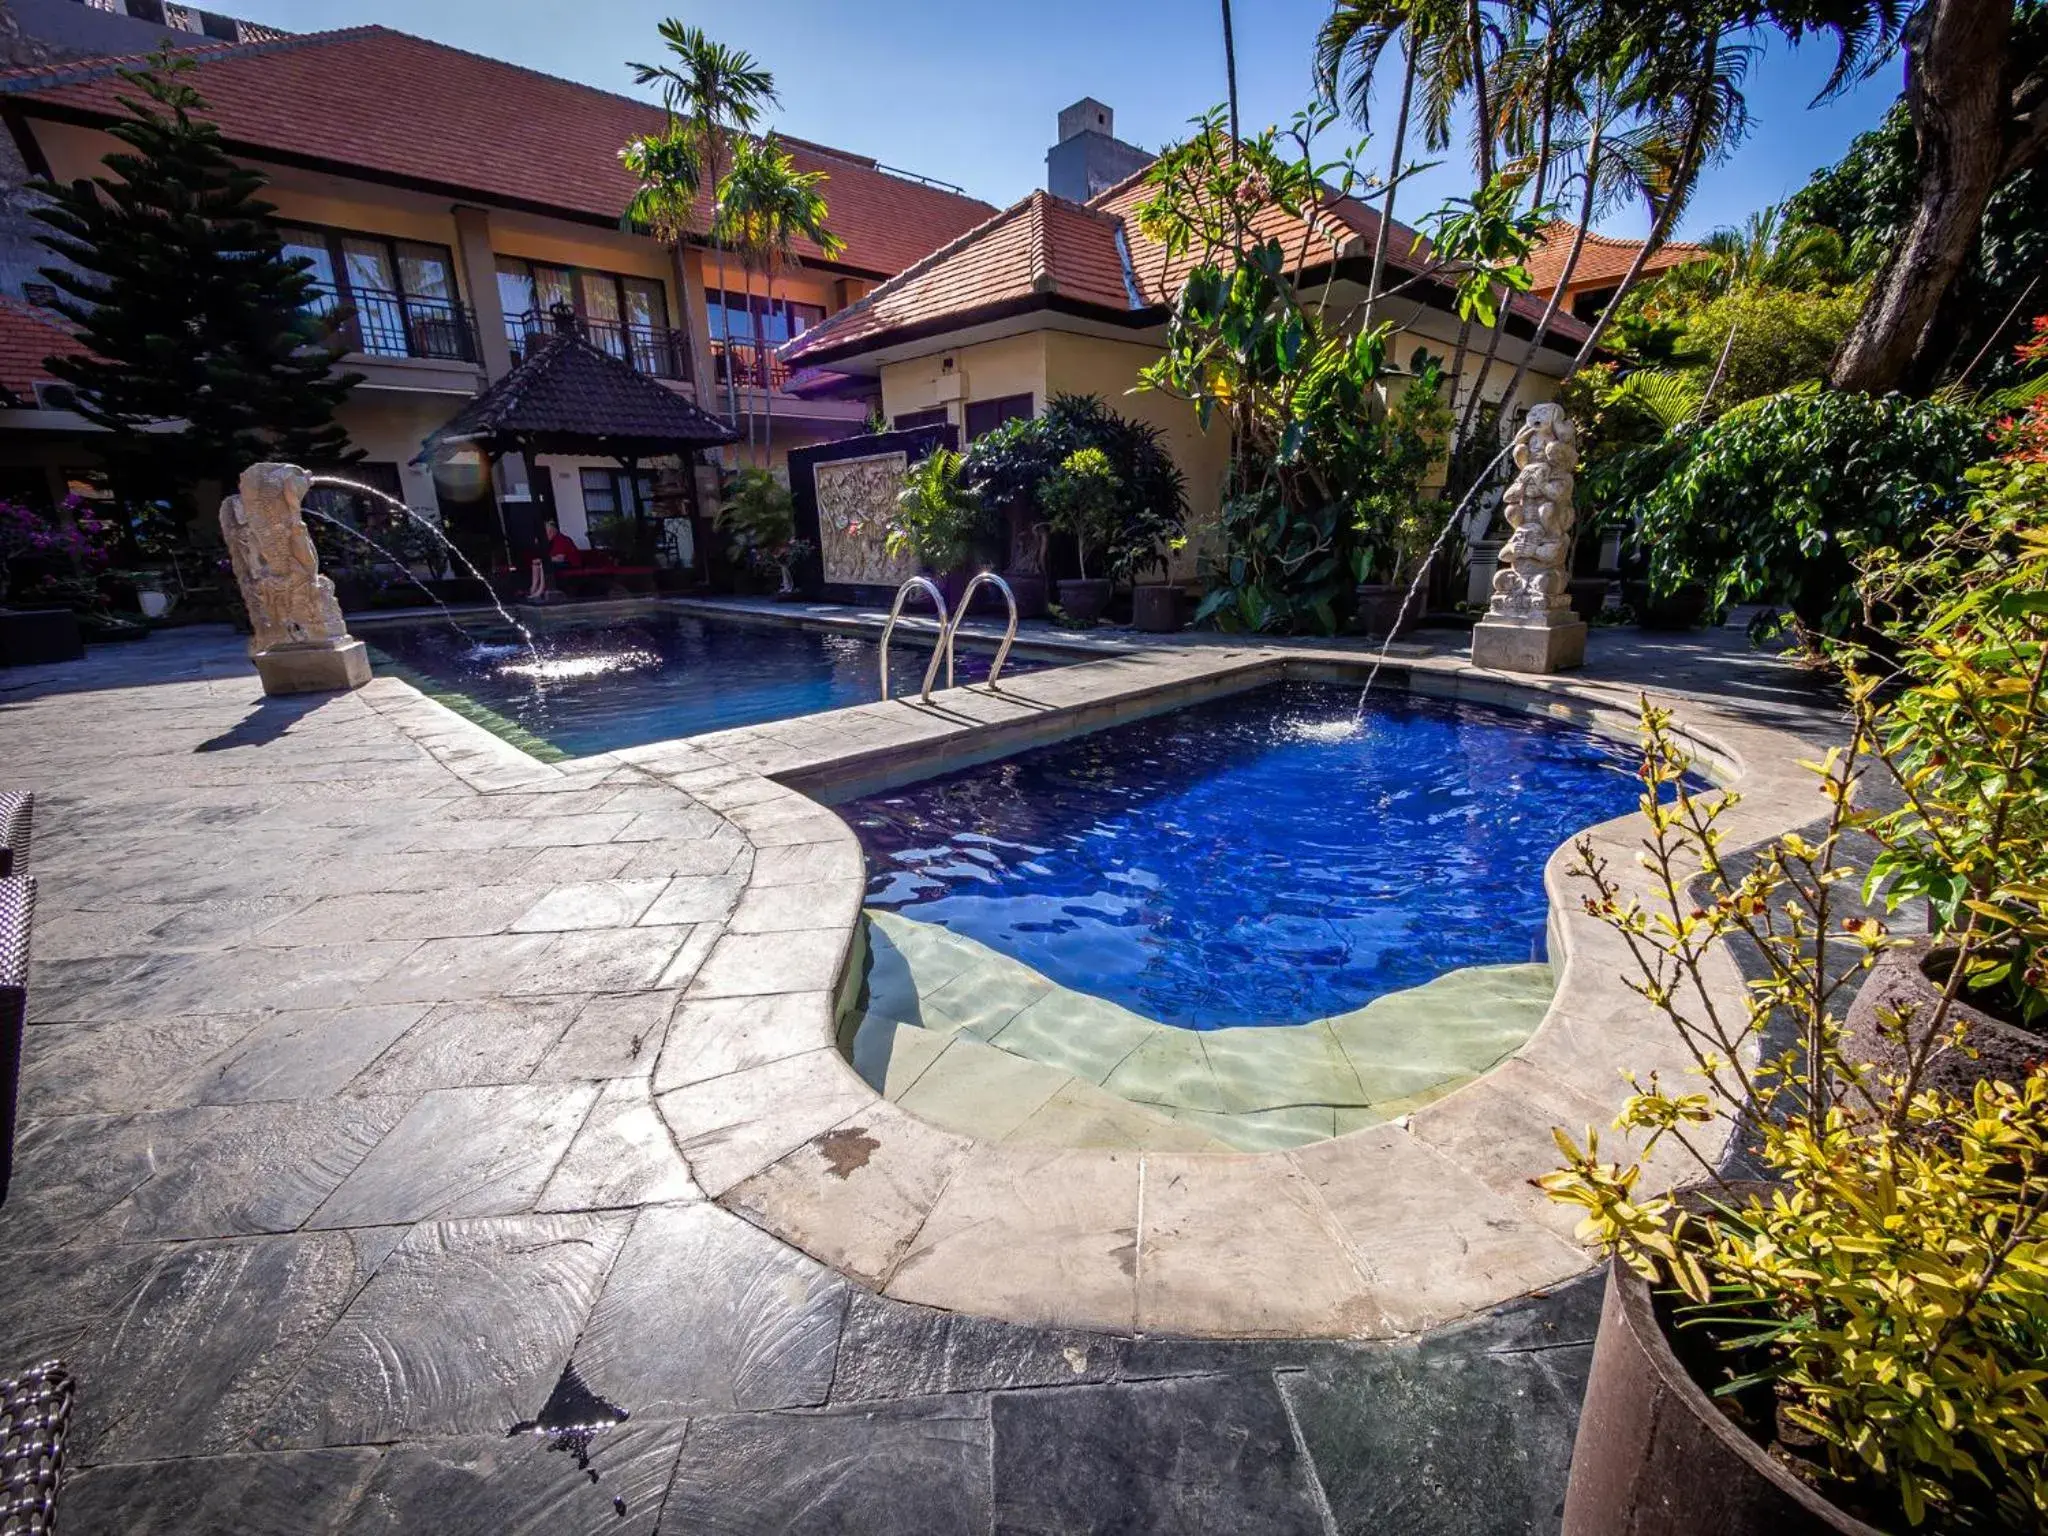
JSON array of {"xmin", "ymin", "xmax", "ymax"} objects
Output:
[
  {"xmin": 879, "ymin": 576, "xmax": 951, "ymax": 704},
  {"xmin": 942, "ymin": 572, "xmax": 1019, "ymax": 691}
]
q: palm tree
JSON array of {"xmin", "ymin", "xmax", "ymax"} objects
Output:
[
  {"xmin": 715, "ymin": 135, "xmax": 844, "ymax": 466},
  {"xmin": 1567, "ymin": 0, "xmax": 1904, "ymax": 372},
  {"xmin": 1672, "ymin": 203, "xmax": 1850, "ymax": 296},
  {"xmin": 628, "ymin": 21, "xmax": 778, "ymax": 432},
  {"xmin": 1320, "ymin": 0, "xmax": 1449, "ymax": 325}
]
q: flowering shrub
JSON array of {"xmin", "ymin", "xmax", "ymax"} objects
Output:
[
  {"xmin": 2001, "ymin": 314, "xmax": 2048, "ymax": 464},
  {"xmin": 1544, "ymin": 427, "xmax": 2048, "ymax": 1528},
  {"xmin": 0, "ymin": 497, "xmax": 112, "ymax": 606}
]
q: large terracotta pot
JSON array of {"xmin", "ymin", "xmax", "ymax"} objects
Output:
[
  {"xmin": 1564, "ymin": 1260, "xmax": 1882, "ymax": 1535},
  {"xmin": 1843, "ymin": 935, "xmax": 2042, "ymax": 1096},
  {"xmin": 1354, "ymin": 582, "xmax": 1418, "ymax": 638},
  {"xmin": 1056, "ymin": 577, "xmax": 1113, "ymax": 624},
  {"xmin": 1131, "ymin": 583, "xmax": 1183, "ymax": 632},
  {"xmin": 1623, "ymin": 579, "xmax": 1710, "ymax": 631}
]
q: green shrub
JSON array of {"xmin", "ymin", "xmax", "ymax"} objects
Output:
[
  {"xmin": 1036, "ymin": 447, "xmax": 1122, "ymax": 581},
  {"xmin": 887, "ymin": 448, "xmax": 990, "ymax": 572},
  {"xmin": 1671, "ymin": 286, "xmax": 1867, "ymax": 416},
  {"xmin": 1633, "ymin": 389, "xmax": 1989, "ymax": 633},
  {"xmin": 962, "ymin": 394, "xmax": 1187, "ymax": 583}
]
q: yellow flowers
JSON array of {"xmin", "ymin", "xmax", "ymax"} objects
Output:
[{"xmin": 1547, "ymin": 694, "xmax": 2048, "ymax": 1528}]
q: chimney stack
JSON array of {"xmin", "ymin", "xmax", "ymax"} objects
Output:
[{"xmin": 1046, "ymin": 98, "xmax": 1155, "ymax": 203}]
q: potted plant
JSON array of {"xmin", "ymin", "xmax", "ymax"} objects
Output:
[
  {"xmin": 1545, "ymin": 443, "xmax": 2048, "ymax": 1533},
  {"xmin": 0, "ymin": 499, "xmax": 110, "ymax": 665},
  {"xmin": 716, "ymin": 467, "xmax": 811, "ymax": 597},
  {"xmin": 1037, "ymin": 446, "xmax": 1121, "ymax": 625},
  {"xmin": 888, "ymin": 448, "xmax": 989, "ymax": 603}
]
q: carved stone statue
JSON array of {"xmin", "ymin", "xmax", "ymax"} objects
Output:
[
  {"xmin": 1470, "ymin": 404, "xmax": 1588, "ymax": 673},
  {"xmin": 219, "ymin": 463, "xmax": 371, "ymax": 694}
]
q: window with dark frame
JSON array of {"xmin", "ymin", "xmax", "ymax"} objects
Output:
[
  {"xmin": 577, "ymin": 466, "xmax": 659, "ymax": 556},
  {"xmin": 964, "ymin": 393, "xmax": 1034, "ymax": 441},
  {"xmin": 500, "ymin": 258, "xmax": 676, "ymax": 376},
  {"xmin": 891, "ymin": 407, "xmax": 948, "ymax": 431},
  {"xmin": 277, "ymin": 224, "xmax": 472, "ymax": 363}
]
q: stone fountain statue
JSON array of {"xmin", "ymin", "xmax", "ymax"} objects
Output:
[
  {"xmin": 1469, "ymin": 404, "xmax": 1587, "ymax": 673},
  {"xmin": 219, "ymin": 463, "xmax": 371, "ymax": 695}
]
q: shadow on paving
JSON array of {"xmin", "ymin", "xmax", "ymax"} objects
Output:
[{"xmin": 55, "ymin": 1268, "xmax": 1603, "ymax": 1536}]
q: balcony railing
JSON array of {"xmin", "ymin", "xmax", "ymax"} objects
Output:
[
  {"xmin": 309, "ymin": 283, "xmax": 480, "ymax": 364},
  {"xmin": 506, "ymin": 309, "xmax": 692, "ymax": 381},
  {"xmin": 709, "ymin": 338, "xmax": 791, "ymax": 393}
]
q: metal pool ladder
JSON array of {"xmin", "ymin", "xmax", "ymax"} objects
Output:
[
  {"xmin": 878, "ymin": 573, "xmax": 1020, "ymax": 705},
  {"xmin": 879, "ymin": 576, "xmax": 951, "ymax": 704},
  {"xmin": 943, "ymin": 572, "xmax": 1019, "ymax": 690}
]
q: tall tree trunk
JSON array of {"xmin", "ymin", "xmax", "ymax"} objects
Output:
[
  {"xmin": 1466, "ymin": 0, "xmax": 1495, "ymax": 183},
  {"xmin": 1457, "ymin": 24, "xmax": 1560, "ymax": 448},
  {"xmin": 1829, "ymin": 0, "xmax": 2016, "ymax": 394},
  {"xmin": 1362, "ymin": 37, "xmax": 1418, "ymax": 324},
  {"xmin": 1221, "ymin": 0, "xmax": 1241, "ymax": 145},
  {"xmin": 1495, "ymin": 141, "xmax": 1599, "ymax": 415},
  {"xmin": 1569, "ymin": 35, "xmax": 1719, "ymax": 376},
  {"xmin": 762, "ymin": 266, "xmax": 777, "ymax": 468}
]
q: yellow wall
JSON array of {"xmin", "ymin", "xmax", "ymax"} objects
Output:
[
  {"xmin": 880, "ymin": 333, "xmax": 1047, "ymax": 429},
  {"xmin": 1041, "ymin": 330, "xmax": 1230, "ymax": 577}
]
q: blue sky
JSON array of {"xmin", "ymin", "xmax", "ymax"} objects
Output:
[{"xmin": 227, "ymin": 0, "xmax": 1904, "ymax": 240}]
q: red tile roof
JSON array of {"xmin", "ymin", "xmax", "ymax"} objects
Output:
[
  {"xmin": 786, "ymin": 160, "xmax": 1594, "ymax": 369},
  {"xmin": 0, "ymin": 27, "xmax": 995, "ymax": 280},
  {"xmin": 782, "ymin": 191, "xmax": 1136, "ymax": 360},
  {"xmin": 1525, "ymin": 221, "xmax": 1711, "ymax": 299},
  {"xmin": 0, "ymin": 298, "xmax": 84, "ymax": 405}
]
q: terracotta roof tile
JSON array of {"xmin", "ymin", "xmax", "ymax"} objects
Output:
[
  {"xmin": 0, "ymin": 298, "xmax": 85, "ymax": 404},
  {"xmin": 0, "ymin": 27, "xmax": 995, "ymax": 279},
  {"xmin": 787, "ymin": 157, "xmax": 1594, "ymax": 367},
  {"xmin": 1525, "ymin": 221, "xmax": 1711, "ymax": 298},
  {"xmin": 782, "ymin": 190, "xmax": 1137, "ymax": 363}
]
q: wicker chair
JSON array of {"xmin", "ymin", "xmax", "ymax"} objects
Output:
[
  {"xmin": 0, "ymin": 874, "xmax": 33, "ymax": 1207},
  {"xmin": 0, "ymin": 791, "xmax": 28, "ymax": 879}
]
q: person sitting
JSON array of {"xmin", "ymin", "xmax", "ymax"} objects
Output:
[{"xmin": 525, "ymin": 519, "xmax": 580, "ymax": 601}]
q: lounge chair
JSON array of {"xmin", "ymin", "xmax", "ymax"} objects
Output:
[
  {"xmin": 0, "ymin": 790, "xmax": 29, "ymax": 878},
  {"xmin": 0, "ymin": 871, "xmax": 34, "ymax": 1207}
]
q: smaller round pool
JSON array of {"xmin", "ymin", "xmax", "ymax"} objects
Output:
[{"xmin": 845, "ymin": 680, "xmax": 1650, "ymax": 1029}]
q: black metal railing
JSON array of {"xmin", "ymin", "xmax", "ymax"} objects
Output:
[
  {"xmin": 505, "ymin": 309, "xmax": 692, "ymax": 381},
  {"xmin": 708, "ymin": 337, "xmax": 791, "ymax": 393},
  {"xmin": 308, "ymin": 283, "xmax": 480, "ymax": 364}
]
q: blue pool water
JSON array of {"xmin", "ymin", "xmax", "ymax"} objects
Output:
[
  {"xmin": 367, "ymin": 609, "xmax": 1050, "ymax": 756},
  {"xmin": 846, "ymin": 681, "xmax": 1652, "ymax": 1029}
]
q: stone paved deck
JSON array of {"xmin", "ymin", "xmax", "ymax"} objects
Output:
[{"xmin": 0, "ymin": 617, "xmax": 1843, "ymax": 1532}]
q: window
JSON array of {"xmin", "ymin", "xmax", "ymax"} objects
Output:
[
  {"xmin": 578, "ymin": 467, "xmax": 658, "ymax": 555},
  {"xmin": 500, "ymin": 259, "xmax": 676, "ymax": 375},
  {"xmin": 892, "ymin": 407, "xmax": 948, "ymax": 431},
  {"xmin": 706, "ymin": 290, "xmax": 826, "ymax": 345},
  {"xmin": 278, "ymin": 224, "xmax": 471, "ymax": 362},
  {"xmin": 964, "ymin": 393, "xmax": 1033, "ymax": 441}
]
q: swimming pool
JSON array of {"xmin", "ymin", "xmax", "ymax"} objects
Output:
[
  {"xmin": 845, "ymin": 680, "xmax": 1649, "ymax": 1029},
  {"xmin": 366, "ymin": 608, "xmax": 1052, "ymax": 756}
]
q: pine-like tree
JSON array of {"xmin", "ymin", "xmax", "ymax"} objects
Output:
[{"xmin": 30, "ymin": 49, "xmax": 360, "ymax": 534}]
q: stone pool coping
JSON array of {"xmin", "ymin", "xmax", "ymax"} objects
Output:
[{"xmin": 469, "ymin": 623, "xmax": 1819, "ymax": 1341}]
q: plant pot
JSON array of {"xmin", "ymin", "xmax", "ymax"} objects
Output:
[
  {"xmin": 1567, "ymin": 576, "xmax": 1610, "ymax": 623},
  {"xmin": 1055, "ymin": 577, "xmax": 1113, "ymax": 625},
  {"xmin": 1354, "ymin": 582, "xmax": 1418, "ymax": 638},
  {"xmin": 1623, "ymin": 579, "xmax": 1710, "ymax": 631},
  {"xmin": 136, "ymin": 589, "xmax": 173, "ymax": 620},
  {"xmin": 1466, "ymin": 539, "xmax": 1504, "ymax": 607},
  {"xmin": 1843, "ymin": 935, "xmax": 2041, "ymax": 1097},
  {"xmin": 1564, "ymin": 1260, "xmax": 1883, "ymax": 1535},
  {"xmin": 1000, "ymin": 572, "xmax": 1047, "ymax": 620},
  {"xmin": 1131, "ymin": 583, "xmax": 1183, "ymax": 633},
  {"xmin": 0, "ymin": 608, "xmax": 84, "ymax": 667}
]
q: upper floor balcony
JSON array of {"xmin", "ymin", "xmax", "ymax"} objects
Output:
[
  {"xmin": 308, "ymin": 281, "xmax": 482, "ymax": 367},
  {"xmin": 505, "ymin": 307, "xmax": 693, "ymax": 383},
  {"xmin": 708, "ymin": 338, "xmax": 792, "ymax": 394}
]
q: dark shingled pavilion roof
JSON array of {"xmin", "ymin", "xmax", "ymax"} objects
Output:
[{"xmin": 417, "ymin": 329, "xmax": 740, "ymax": 463}]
